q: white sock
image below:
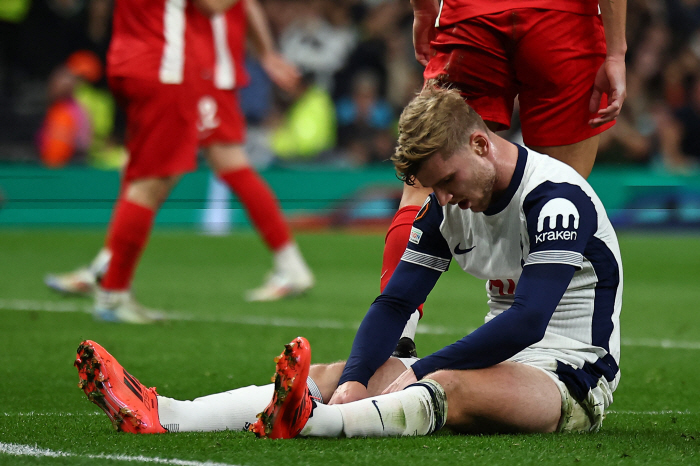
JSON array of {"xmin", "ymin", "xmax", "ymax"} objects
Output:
[
  {"xmin": 90, "ymin": 248, "xmax": 112, "ymax": 277},
  {"xmin": 274, "ymin": 243, "xmax": 313, "ymax": 281},
  {"xmin": 301, "ymin": 380, "xmax": 447, "ymax": 438},
  {"xmin": 157, "ymin": 377, "xmax": 324, "ymax": 432},
  {"xmin": 298, "ymin": 399, "xmax": 344, "ymax": 437},
  {"xmin": 400, "ymin": 310, "xmax": 420, "ymax": 340},
  {"xmin": 158, "ymin": 384, "xmax": 274, "ymax": 432}
]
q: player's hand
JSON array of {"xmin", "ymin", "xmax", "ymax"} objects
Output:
[
  {"xmin": 329, "ymin": 381, "xmax": 369, "ymax": 405},
  {"xmin": 588, "ymin": 56, "xmax": 626, "ymax": 128},
  {"xmin": 381, "ymin": 368, "xmax": 418, "ymax": 395},
  {"xmin": 260, "ymin": 51, "xmax": 301, "ymax": 95},
  {"xmin": 413, "ymin": 8, "xmax": 437, "ymax": 66}
]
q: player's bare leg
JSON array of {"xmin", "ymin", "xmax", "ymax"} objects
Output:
[
  {"xmin": 530, "ymin": 135, "xmax": 600, "ymax": 179},
  {"xmin": 324, "ymin": 362, "xmax": 561, "ymax": 437},
  {"xmin": 307, "ymin": 362, "xmax": 345, "ymax": 402},
  {"xmin": 253, "ymin": 339, "xmax": 446, "ymax": 438},
  {"xmin": 308, "ymin": 357, "xmax": 409, "ymax": 402},
  {"xmin": 367, "ymin": 358, "xmax": 412, "ymax": 395},
  {"xmin": 429, "ymin": 361, "xmax": 562, "ymax": 434},
  {"xmin": 271, "ymin": 360, "xmax": 561, "ymax": 438},
  {"xmin": 123, "ymin": 176, "xmax": 180, "ymax": 210},
  {"xmin": 205, "ymin": 143, "xmax": 314, "ymax": 301},
  {"xmin": 205, "ymin": 143, "xmax": 249, "ymax": 173}
]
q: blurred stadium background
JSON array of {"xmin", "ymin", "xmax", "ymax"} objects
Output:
[{"xmin": 2, "ymin": 0, "xmax": 700, "ymax": 231}]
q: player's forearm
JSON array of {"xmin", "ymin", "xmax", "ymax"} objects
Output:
[
  {"xmin": 599, "ymin": 0, "xmax": 627, "ymax": 58},
  {"xmin": 411, "ymin": 263, "xmax": 575, "ymax": 379},
  {"xmin": 194, "ymin": 0, "xmax": 240, "ymax": 15},
  {"xmin": 244, "ymin": 0, "xmax": 276, "ymax": 58},
  {"xmin": 340, "ymin": 299, "xmax": 412, "ymax": 387},
  {"xmin": 340, "ymin": 262, "xmax": 441, "ymax": 386}
]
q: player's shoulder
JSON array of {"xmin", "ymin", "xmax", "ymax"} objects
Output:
[
  {"xmin": 407, "ymin": 193, "xmax": 452, "ymax": 255},
  {"xmin": 519, "ymin": 148, "xmax": 607, "ymax": 227},
  {"xmin": 413, "ymin": 193, "xmax": 444, "ymax": 227},
  {"xmin": 521, "ymin": 148, "xmax": 599, "ymax": 203}
]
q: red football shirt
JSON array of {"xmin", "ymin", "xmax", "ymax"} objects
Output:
[
  {"xmin": 107, "ymin": 0, "xmax": 203, "ymax": 83},
  {"xmin": 189, "ymin": 0, "xmax": 249, "ymax": 90}
]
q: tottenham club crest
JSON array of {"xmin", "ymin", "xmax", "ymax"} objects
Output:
[{"xmin": 535, "ymin": 198, "xmax": 580, "ymax": 243}]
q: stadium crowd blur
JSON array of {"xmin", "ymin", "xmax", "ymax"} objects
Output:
[{"xmin": 2, "ymin": 0, "xmax": 700, "ymax": 172}]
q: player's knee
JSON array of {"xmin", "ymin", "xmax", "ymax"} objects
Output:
[
  {"xmin": 126, "ymin": 176, "xmax": 178, "ymax": 209},
  {"xmin": 423, "ymin": 370, "xmax": 482, "ymax": 409},
  {"xmin": 422, "ymin": 369, "xmax": 460, "ymax": 393},
  {"xmin": 205, "ymin": 143, "xmax": 249, "ymax": 173},
  {"xmin": 309, "ymin": 361, "xmax": 345, "ymax": 402}
]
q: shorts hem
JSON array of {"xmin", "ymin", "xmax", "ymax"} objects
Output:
[
  {"xmin": 523, "ymin": 121, "xmax": 615, "ymax": 147},
  {"xmin": 123, "ymin": 165, "xmax": 196, "ymax": 183}
]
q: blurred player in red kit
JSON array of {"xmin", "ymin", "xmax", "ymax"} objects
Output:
[{"xmin": 45, "ymin": 0, "xmax": 314, "ymax": 322}]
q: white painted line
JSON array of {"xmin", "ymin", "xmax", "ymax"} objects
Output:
[
  {"xmin": 3, "ymin": 299, "xmax": 700, "ymax": 350},
  {"xmin": 619, "ymin": 338, "xmax": 700, "ymax": 350},
  {"xmin": 0, "ymin": 442, "xmax": 240, "ymax": 466},
  {"xmin": 0, "ymin": 299, "xmax": 90, "ymax": 313},
  {"xmin": 607, "ymin": 410, "xmax": 694, "ymax": 415}
]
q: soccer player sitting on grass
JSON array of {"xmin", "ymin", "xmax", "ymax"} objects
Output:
[{"xmin": 75, "ymin": 85, "xmax": 622, "ymax": 437}]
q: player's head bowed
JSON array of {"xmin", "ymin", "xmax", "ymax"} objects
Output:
[{"xmin": 393, "ymin": 82, "xmax": 488, "ymax": 186}]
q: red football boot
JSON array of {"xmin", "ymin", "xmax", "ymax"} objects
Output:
[
  {"xmin": 74, "ymin": 340, "xmax": 167, "ymax": 433},
  {"xmin": 249, "ymin": 336, "xmax": 313, "ymax": 439}
]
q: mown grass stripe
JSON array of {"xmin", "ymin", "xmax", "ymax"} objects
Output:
[{"xmin": 2, "ymin": 299, "xmax": 700, "ymax": 350}]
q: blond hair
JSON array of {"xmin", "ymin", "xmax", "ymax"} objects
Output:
[{"xmin": 392, "ymin": 82, "xmax": 488, "ymax": 185}]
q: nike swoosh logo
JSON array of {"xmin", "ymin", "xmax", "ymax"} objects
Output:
[
  {"xmin": 371, "ymin": 400, "xmax": 385, "ymax": 430},
  {"xmin": 453, "ymin": 243, "xmax": 475, "ymax": 255}
]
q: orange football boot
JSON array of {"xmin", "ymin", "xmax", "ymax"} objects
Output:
[
  {"xmin": 74, "ymin": 340, "xmax": 167, "ymax": 433},
  {"xmin": 249, "ymin": 336, "xmax": 313, "ymax": 439}
]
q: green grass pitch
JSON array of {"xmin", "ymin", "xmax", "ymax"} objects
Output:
[{"xmin": 0, "ymin": 229, "xmax": 699, "ymax": 465}]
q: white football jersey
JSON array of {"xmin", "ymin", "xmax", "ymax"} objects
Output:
[{"xmin": 402, "ymin": 145, "xmax": 622, "ymax": 403}]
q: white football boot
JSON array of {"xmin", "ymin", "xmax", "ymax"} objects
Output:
[
  {"xmin": 44, "ymin": 248, "xmax": 112, "ymax": 296},
  {"xmin": 94, "ymin": 288, "xmax": 166, "ymax": 324},
  {"xmin": 245, "ymin": 243, "xmax": 314, "ymax": 302}
]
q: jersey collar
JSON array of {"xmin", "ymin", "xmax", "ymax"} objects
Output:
[{"xmin": 484, "ymin": 143, "xmax": 527, "ymax": 216}]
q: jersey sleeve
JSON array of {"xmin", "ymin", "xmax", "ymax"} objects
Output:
[
  {"xmin": 338, "ymin": 194, "xmax": 451, "ymax": 387},
  {"xmin": 401, "ymin": 194, "xmax": 452, "ymax": 271},
  {"xmin": 522, "ymin": 181, "xmax": 598, "ymax": 270}
]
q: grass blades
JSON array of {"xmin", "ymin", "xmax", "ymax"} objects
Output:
[{"xmin": 0, "ymin": 229, "xmax": 699, "ymax": 465}]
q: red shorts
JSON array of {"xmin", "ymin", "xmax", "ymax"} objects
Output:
[
  {"xmin": 109, "ymin": 76, "xmax": 199, "ymax": 182},
  {"xmin": 424, "ymin": 9, "xmax": 614, "ymax": 147},
  {"xmin": 196, "ymin": 83, "xmax": 246, "ymax": 147}
]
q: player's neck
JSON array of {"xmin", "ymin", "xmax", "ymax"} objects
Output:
[{"xmin": 490, "ymin": 136, "xmax": 519, "ymax": 194}]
